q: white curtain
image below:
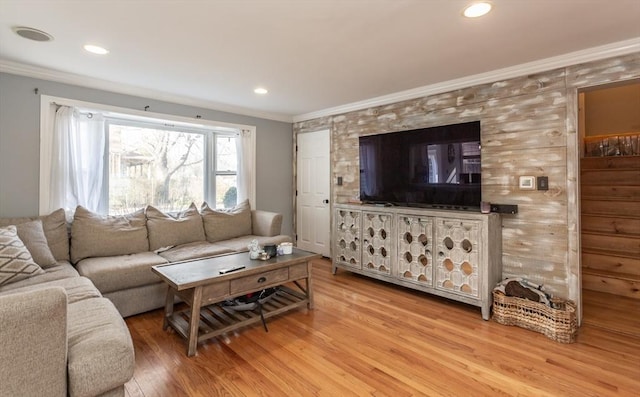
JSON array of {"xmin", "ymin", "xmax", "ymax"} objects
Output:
[
  {"xmin": 49, "ymin": 106, "xmax": 105, "ymax": 214},
  {"xmin": 235, "ymin": 129, "xmax": 253, "ymax": 205}
]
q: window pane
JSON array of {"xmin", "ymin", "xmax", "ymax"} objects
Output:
[
  {"xmin": 216, "ymin": 135, "xmax": 237, "ymax": 172},
  {"xmin": 216, "ymin": 175, "xmax": 237, "ymax": 209},
  {"xmin": 108, "ymin": 124, "xmax": 204, "ymax": 213}
]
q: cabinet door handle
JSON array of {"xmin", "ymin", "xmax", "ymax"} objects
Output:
[{"xmin": 257, "ymin": 277, "xmax": 267, "ymax": 284}]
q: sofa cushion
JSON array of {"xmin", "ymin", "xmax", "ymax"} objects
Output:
[
  {"xmin": 67, "ymin": 297, "xmax": 134, "ymax": 397},
  {"xmin": 158, "ymin": 241, "xmax": 235, "ymax": 263},
  {"xmin": 75, "ymin": 252, "xmax": 168, "ymax": 294},
  {"xmin": 104, "ymin": 282, "xmax": 169, "ymax": 318},
  {"xmin": 15, "ymin": 219, "xmax": 58, "ymax": 268},
  {"xmin": 146, "ymin": 203, "xmax": 205, "ymax": 251},
  {"xmin": 0, "ymin": 225, "xmax": 45, "ymax": 287},
  {"xmin": 0, "ymin": 208, "xmax": 70, "ymax": 262},
  {"xmin": 71, "ymin": 206, "xmax": 149, "ymax": 264},
  {"xmin": 0, "ymin": 261, "xmax": 79, "ymax": 293},
  {"xmin": 0, "ymin": 276, "xmax": 101, "ymax": 304},
  {"xmin": 49, "ymin": 277, "xmax": 102, "ymax": 304},
  {"xmin": 201, "ymin": 199, "xmax": 252, "ymax": 243},
  {"xmin": 41, "ymin": 208, "xmax": 70, "ymax": 263}
]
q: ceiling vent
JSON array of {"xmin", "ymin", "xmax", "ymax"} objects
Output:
[{"xmin": 13, "ymin": 26, "xmax": 54, "ymax": 42}]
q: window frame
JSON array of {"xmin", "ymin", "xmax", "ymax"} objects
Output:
[
  {"xmin": 39, "ymin": 95, "xmax": 256, "ymax": 215},
  {"xmin": 105, "ymin": 118, "xmax": 239, "ymax": 213}
]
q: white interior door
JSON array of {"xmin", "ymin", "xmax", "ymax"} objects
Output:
[{"xmin": 296, "ymin": 129, "xmax": 330, "ymax": 257}]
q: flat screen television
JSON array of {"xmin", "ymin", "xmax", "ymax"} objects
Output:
[{"xmin": 359, "ymin": 121, "xmax": 481, "ymax": 211}]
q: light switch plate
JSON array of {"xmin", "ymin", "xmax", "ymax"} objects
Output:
[{"xmin": 537, "ymin": 176, "xmax": 549, "ymax": 191}]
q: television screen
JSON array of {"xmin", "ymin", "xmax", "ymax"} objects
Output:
[{"xmin": 359, "ymin": 121, "xmax": 481, "ymax": 210}]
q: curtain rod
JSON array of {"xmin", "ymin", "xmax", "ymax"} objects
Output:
[
  {"xmin": 50, "ymin": 102, "xmax": 240, "ymax": 135},
  {"xmin": 41, "ymin": 94, "xmax": 255, "ymax": 132}
]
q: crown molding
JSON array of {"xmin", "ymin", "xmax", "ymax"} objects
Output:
[
  {"xmin": 3, "ymin": 37, "xmax": 638, "ymax": 125},
  {"xmin": 0, "ymin": 60, "xmax": 294, "ymax": 123},
  {"xmin": 293, "ymin": 37, "xmax": 640, "ymax": 123}
]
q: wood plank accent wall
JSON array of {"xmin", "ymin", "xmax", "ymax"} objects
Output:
[{"xmin": 294, "ymin": 53, "xmax": 640, "ymax": 305}]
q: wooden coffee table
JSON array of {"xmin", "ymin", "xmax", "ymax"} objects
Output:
[{"xmin": 152, "ymin": 248, "xmax": 320, "ymax": 356}]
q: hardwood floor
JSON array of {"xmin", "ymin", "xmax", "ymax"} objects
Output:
[
  {"xmin": 582, "ymin": 290, "xmax": 640, "ymax": 338},
  {"xmin": 124, "ymin": 259, "xmax": 640, "ymax": 396}
]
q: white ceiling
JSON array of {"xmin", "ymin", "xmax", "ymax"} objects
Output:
[{"xmin": 1, "ymin": 0, "xmax": 639, "ymax": 122}]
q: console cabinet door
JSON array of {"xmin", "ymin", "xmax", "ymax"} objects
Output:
[
  {"xmin": 334, "ymin": 209, "xmax": 362, "ymax": 270},
  {"xmin": 361, "ymin": 211, "xmax": 393, "ymax": 276},
  {"xmin": 396, "ymin": 214, "xmax": 434, "ymax": 286},
  {"xmin": 435, "ymin": 218, "xmax": 481, "ymax": 298}
]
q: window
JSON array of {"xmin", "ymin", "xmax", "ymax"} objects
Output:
[
  {"xmin": 214, "ymin": 135, "xmax": 238, "ymax": 209},
  {"xmin": 107, "ymin": 122, "xmax": 213, "ymax": 214},
  {"xmin": 40, "ymin": 96, "xmax": 255, "ymax": 216}
]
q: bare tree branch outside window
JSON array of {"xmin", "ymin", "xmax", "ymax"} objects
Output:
[{"xmin": 108, "ymin": 125, "xmax": 205, "ymax": 213}]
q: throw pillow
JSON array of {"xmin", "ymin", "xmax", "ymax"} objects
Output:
[
  {"xmin": 0, "ymin": 225, "xmax": 45, "ymax": 287},
  {"xmin": 70, "ymin": 206, "xmax": 149, "ymax": 264},
  {"xmin": 146, "ymin": 203, "xmax": 206, "ymax": 251},
  {"xmin": 0, "ymin": 208, "xmax": 69, "ymax": 262},
  {"xmin": 15, "ymin": 220, "xmax": 58, "ymax": 268},
  {"xmin": 201, "ymin": 199, "xmax": 252, "ymax": 243},
  {"xmin": 40, "ymin": 208, "xmax": 70, "ymax": 262}
]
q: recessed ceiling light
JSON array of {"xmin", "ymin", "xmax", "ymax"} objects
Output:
[
  {"xmin": 254, "ymin": 87, "xmax": 268, "ymax": 95},
  {"xmin": 13, "ymin": 26, "xmax": 54, "ymax": 42},
  {"xmin": 463, "ymin": 2, "xmax": 492, "ymax": 18},
  {"xmin": 84, "ymin": 44, "xmax": 109, "ymax": 55}
]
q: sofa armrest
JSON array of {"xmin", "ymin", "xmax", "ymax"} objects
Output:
[
  {"xmin": 0, "ymin": 287, "xmax": 68, "ymax": 397},
  {"xmin": 251, "ymin": 210, "xmax": 283, "ymax": 237}
]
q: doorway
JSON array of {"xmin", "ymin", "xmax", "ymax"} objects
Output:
[
  {"xmin": 296, "ymin": 129, "xmax": 331, "ymax": 257},
  {"xmin": 578, "ymin": 80, "xmax": 640, "ymax": 336}
]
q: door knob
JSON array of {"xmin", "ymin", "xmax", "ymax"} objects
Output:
[{"xmin": 323, "ymin": 199, "xmax": 329, "ymax": 204}]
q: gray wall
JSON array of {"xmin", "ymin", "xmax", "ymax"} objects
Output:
[{"xmin": 0, "ymin": 72, "xmax": 294, "ymax": 236}]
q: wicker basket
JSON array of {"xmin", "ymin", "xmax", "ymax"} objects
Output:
[{"xmin": 492, "ymin": 290, "xmax": 577, "ymax": 343}]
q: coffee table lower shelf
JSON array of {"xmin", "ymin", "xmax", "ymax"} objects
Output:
[{"xmin": 166, "ymin": 286, "xmax": 308, "ymax": 346}]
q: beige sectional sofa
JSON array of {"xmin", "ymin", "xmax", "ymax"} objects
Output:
[{"xmin": 0, "ymin": 200, "xmax": 291, "ymax": 397}]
